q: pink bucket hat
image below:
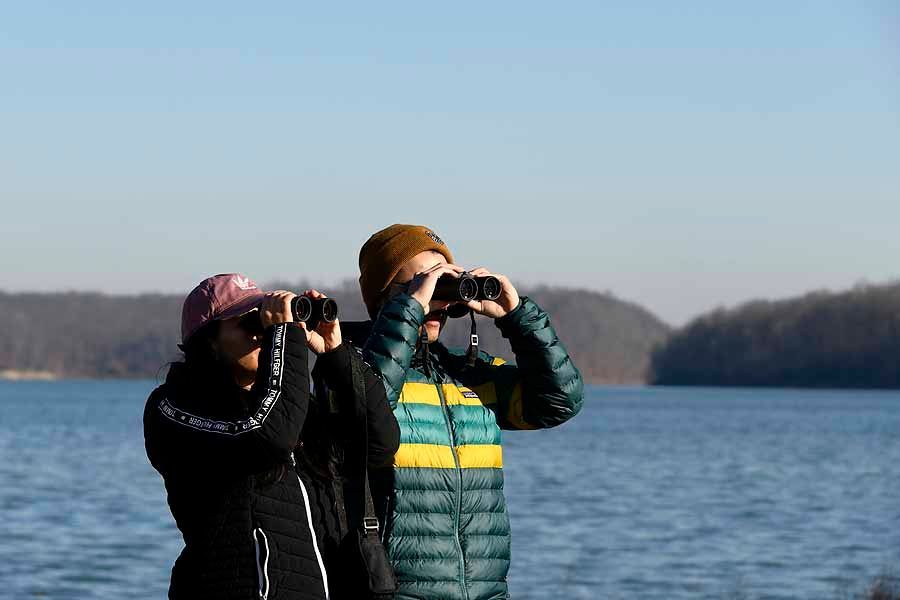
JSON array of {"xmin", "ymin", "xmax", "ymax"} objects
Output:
[{"xmin": 181, "ymin": 273, "xmax": 266, "ymax": 343}]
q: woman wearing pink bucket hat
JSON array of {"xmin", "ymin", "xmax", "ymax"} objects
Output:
[{"xmin": 144, "ymin": 274, "xmax": 400, "ymax": 600}]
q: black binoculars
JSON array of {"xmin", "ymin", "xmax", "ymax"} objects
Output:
[
  {"xmin": 433, "ymin": 273, "xmax": 502, "ymax": 303},
  {"xmin": 238, "ymin": 295, "xmax": 339, "ymax": 336},
  {"xmin": 290, "ymin": 296, "xmax": 339, "ymax": 330}
]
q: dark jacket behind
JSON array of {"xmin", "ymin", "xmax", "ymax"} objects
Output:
[{"xmin": 143, "ymin": 323, "xmax": 400, "ymax": 600}]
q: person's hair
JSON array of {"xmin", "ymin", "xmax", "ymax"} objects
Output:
[{"xmin": 181, "ymin": 320, "xmax": 223, "ymax": 373}]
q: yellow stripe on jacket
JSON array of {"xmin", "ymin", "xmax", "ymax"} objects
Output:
[
  {"xmin": 393, "ymin": 443, "xmax": 503, "ymax": 469},
  {"xmin": 396, "ymin": 382, "xmax": 492, "ymax": 407},
  {"xmin": 470, "ymin": 357, "xmax": 537, "ymax": 430}
]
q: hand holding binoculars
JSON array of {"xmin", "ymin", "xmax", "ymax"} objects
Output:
[
  {"xmin": 431, "ymin": 273, "xmax": 502, "ymax": 319},
  {"xmin": 237, "ymin": 293, "xmax": 338, "ymax": 339},
  {"xmin": 432, "ymin": 273, "xmax": 502, "ymax": 303}
]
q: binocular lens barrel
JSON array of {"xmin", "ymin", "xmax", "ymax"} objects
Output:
[
  {"xmin": 433, "ymin": 274, "xmax": 478, "ymax": 302},
  {"xmin": 320, "ymin": 298, "xmax": 339, "ymax": 322},
  {"xmin": 478, "ymin": 276, "xmax": 502, "ymax": 301},
  {"xmin": 457, "ymin": 277, "xmax": 479, "ymax": 302},
  {"xmin": 433, "ymin": 274, "xmax": 503, "ymax": 303},
  {"xmin": 290, "ymin": 296, "xmax": 339, "ymax": 328}
]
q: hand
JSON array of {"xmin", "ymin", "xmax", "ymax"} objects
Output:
[
  {"xmin": 406, "ymin": 263, "xmax": 466, "ymax": 313},
  {"xmin": 465, "ymin": 268, "xmax": 520, "ymax": 319},
  {"xmin": 259, "ymin": 291, "xmax": 297, "ymax": 329},
  {"xmin": 299, "ymin": 289, "xmax": 342, "ymax": 354}
]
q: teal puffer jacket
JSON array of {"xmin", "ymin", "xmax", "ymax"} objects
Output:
[{"xmin": 360, "ymin": 294, "xmax": 583, "ymax": 600}]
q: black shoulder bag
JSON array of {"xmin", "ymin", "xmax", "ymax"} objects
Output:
[{"xmin": 350, "ymin": 355, "xmax": 399, "ymax": 599}]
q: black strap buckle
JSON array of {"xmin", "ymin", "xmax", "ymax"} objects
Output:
[{"xmin": 363, "ymin": 517, "xmax": 380, "ymax": 532}]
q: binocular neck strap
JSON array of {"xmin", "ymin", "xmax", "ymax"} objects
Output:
[{"xmin": 465, "ymin": 310, "xmax": 479, "ymax": 368}]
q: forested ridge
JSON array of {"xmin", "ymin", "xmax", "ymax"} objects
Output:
[
  {"xmin": 0, "ymin": 282, "xmax": 670, "ymax": 384},
  {"xmin": 651, "ymin": 282, "xmax": 900, "ymax": 388},
  {"xmin": 9, "ymin": 279, "xmax": 894, "ymax": 389}
]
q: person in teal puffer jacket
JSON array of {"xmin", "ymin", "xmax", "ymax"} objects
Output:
[{"xmin": 349, "ymin": 224, "xmax": 584, "ymax": 600}]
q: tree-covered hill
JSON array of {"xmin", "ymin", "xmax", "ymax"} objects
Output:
[
  {"xmin": 650, "ymin": 282, "xmax": 900, "ymax": 388},
  {"xmin": 0, "ymin": 282, "xmax": 670, "ymax": 384}
]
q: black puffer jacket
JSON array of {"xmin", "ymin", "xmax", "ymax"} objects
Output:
[{"xmin": 144, "ymin": 323, "xmax": 400, "ymax": 600}]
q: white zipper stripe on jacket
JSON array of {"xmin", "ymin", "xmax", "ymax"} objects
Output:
[
  {"xmin": 253, "ymin": 528, "xmax": 270, "ymax": 600},
  {"xmin": 295, "ymin": 472, "xmax": 330, "ymax": 600}
]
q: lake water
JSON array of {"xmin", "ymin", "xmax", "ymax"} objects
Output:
[{"xmin": 1, "ymin": 382, "xmax": 897, "ymax": 599}]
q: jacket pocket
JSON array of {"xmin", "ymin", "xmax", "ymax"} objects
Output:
[{"xmin": 253, "ymin": 527, "xmax": 271, "ymax": 600}]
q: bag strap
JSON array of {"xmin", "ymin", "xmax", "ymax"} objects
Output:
[{"xmin": 349, "ymin": 352, "xmax": 381, "ymax": 538}]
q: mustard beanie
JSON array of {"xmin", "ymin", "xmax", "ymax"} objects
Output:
[{"xmin": 358, "ymin": 224, "xmax": 455, "ymax": 318}]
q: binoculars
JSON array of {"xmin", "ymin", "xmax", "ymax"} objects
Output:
[
  {"xmin": 290, "ymin": 296, "xmax": 339, "ymax": 330},
  {"xmin": 239, "ymin": 295, "xmax": 339, "ymax": 336},
  {"xmin": 433, "ymin": 273, "xmax": 502, "ymax": 303}
]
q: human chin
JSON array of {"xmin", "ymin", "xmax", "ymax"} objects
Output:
[
  {"xmin": 237, "ymin": 347, "xmax": 261, "ymax": 374},
  {"xmin": 424, "ymin": 320, "xmax": 442, "ymax": 342}
]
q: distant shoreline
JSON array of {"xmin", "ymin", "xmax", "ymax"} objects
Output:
[
  {"xmin": 3, "ymin": 375, "xmax": 900, "ymax": 394},
  {"xmin": 0, "ymin": 370, "xmax": 59, "ymax": 381}
]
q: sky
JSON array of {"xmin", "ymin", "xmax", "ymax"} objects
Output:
[{"xmin": 1, "ymin": 2, "xmax": 898, "ymax": 325}]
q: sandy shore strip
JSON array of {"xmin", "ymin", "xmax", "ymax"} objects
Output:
[{"xmin": 0, "ymin": 370, "xmax": 59, "ymax": 381}]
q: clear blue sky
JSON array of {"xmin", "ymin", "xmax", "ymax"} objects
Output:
[{"xmin": 2, "ymin": 2, "xmax": 898, "ymax": 324}]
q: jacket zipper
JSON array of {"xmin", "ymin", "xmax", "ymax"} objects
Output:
[
  {"xmin": 433, "ymin": 378, "xmax": 469, "ymax": 600},
  {"xmin": 291, "ymin": 452, "xmax": 331, "ymax": 600},
  {"xmin": 381, "ymin": 493, "xmax": 394, "ymax": 545},
  {"xmin": 253, "ymin": 528, "xmax": 271, "ymax": 600}
]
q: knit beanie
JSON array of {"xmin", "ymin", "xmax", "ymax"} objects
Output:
[{"xmin": 358, "ymin": 224, "xmax": 454, "ymax": 318}]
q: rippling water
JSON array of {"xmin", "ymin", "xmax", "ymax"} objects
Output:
[{"xmin": 1, "ymin": 382, "xmax": 898, "ymax": 599}]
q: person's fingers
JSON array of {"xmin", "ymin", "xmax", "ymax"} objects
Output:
[
  {"xmin": 260, "ymin": 291, "xmax": 297, "ymax": 327},
  {"xmin": 421, "ymin": 262, "xmax": 446, "ymax": 274},
  {"xmin": 296, "ymin": 321, "xmax": 314, "ymax": 342},
  {"xmin": 425, "ymin": 265, "xmax": 459, "ymax": 280},
  {"xmin": 420, "ymin": 262, "xmax": 464, "ymax": 277},
  {"xmin": 305, "ymin": 330, "xmax": 322, "ymax": 351},
  {"xmin": 264, "ymin": 290, "xmax": 291, "ymax": 309},
  {"xmin": 408, "ymin": 264, "xmax": 465, "ymax": 311},
  {"xmin": 468, "ymin": 267, "xmax": 491, "ymax": 277},
  {"xmin": 314, "ymin": 316, "xmax": 339, "ymax": 333},
  {"xmin": 316, "ymin": 317, "xmax": 339, "ymax": 330},
  {"xmin": 279, "ymin": 294, "xmax": 293, "ymax": 313}
]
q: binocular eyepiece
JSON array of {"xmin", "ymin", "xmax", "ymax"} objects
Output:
[
  {"xmin": 290, "ymin": 296, "xmax": 339, "ymax": 330},
  {"xmin": 433, "ymin": 273, "xmax": 502, "ymax": 303}
]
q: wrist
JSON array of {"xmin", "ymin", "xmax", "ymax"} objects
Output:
[
  {"xmin": 385, "ymin": 292, "xmax": 427, "ymax": 323},
  {"xmin": 322, "ymin": 340, "xmax": 344, "ymax": 354},
  {"xmin": 409, "ymin": 292, "xmax": 430, "ymax": 313},
  {"xmin": 312, "ymin": 342, "xmax": 351, "ymax": 384},
  {"xmin": 495, "ymin": 297, "xmax": 525, "ymax": 323},
  {"xmin": 501, "ymin": 294, "xmax": 520, "ymax": 315}
]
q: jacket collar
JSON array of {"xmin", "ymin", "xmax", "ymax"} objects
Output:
[{"xmin": 343, "ymin": 320, "xmax": 449, "ymax": 379}]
